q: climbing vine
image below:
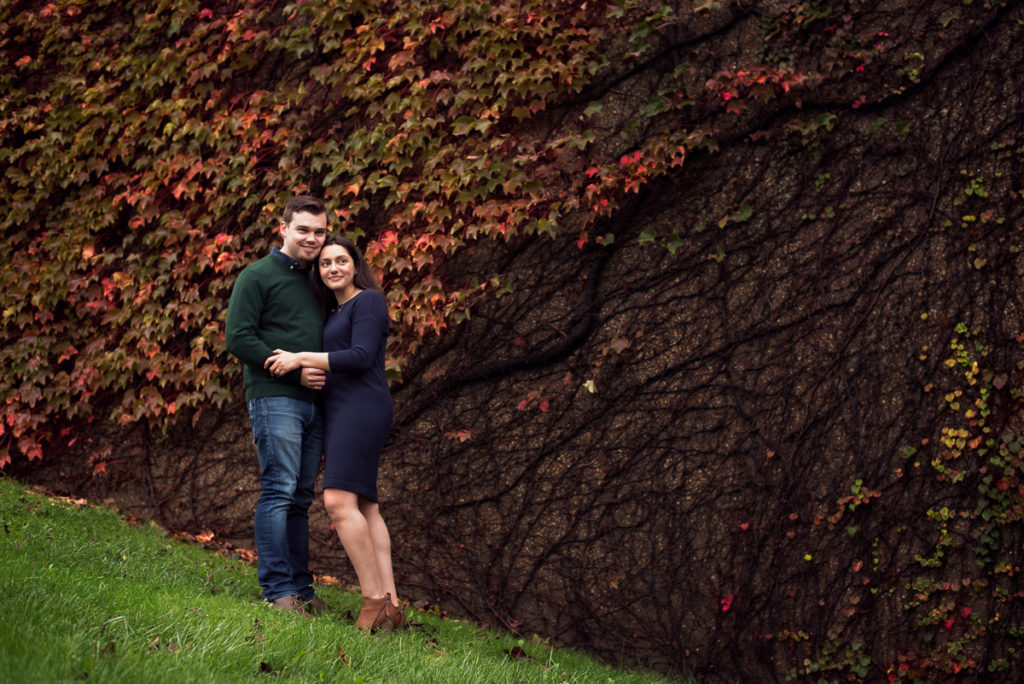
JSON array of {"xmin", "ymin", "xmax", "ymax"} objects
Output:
[{"xmin": 2, "ymin": 0, "xmax": 1023, "ymax": 680}]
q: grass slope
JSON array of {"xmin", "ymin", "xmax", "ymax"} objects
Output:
[{"xmin": 0, "ymin": 476, "xmax": 686, "ymax": 683}]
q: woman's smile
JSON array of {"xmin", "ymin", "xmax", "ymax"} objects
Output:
[{"xmin": 319, "ymin": 243, "xmax": 358, "ymax": 300}]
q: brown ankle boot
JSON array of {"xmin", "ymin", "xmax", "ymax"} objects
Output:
[
  {"xmin": 354, "ymin": 594, "xmax": 389, "ymax": 632},
  {"xmin": 382, "ymin": 599, "xmax": 407, "ymax": 631}
]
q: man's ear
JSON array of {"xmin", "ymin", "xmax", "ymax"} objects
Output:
[{"xmin": 277, "ymin": 221, "xmax": 288, "ymax": 238}]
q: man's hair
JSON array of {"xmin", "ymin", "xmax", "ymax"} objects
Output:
[{"xmin": 282, "ymin": 195, "xmax": 326, "ymax": 224}]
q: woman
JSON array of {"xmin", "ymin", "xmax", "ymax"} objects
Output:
[{"xmin": 264, "ymin": 235, "xmax": 405, "ymax": 632}]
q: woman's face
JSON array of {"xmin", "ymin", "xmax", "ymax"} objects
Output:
[{"xmin": 318, "ymin": 243, "xmax": 356, "ymax": 295}]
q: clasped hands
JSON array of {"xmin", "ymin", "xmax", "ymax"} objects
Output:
[{"xmin": 264, "ymin": 349, "xmax": 326, "ymax": 390}]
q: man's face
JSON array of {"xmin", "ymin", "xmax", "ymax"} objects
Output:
[{"xmin": 279, "ymin": 210, "xmax": 328, "ymax": 265}]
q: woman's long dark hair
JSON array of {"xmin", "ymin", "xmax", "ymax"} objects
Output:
[{"xmin": 315, "ymin": 234, "xmax": 382, "ymax": 318}]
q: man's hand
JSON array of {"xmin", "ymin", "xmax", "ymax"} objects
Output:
[{"xmin": 300, "ymin": 367, "xmax": 326, "ymax": 390}]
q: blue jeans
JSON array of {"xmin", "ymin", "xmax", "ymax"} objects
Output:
[{"xmin": 247, "ymin": 396, "xmax": 323, "ymax": 601}]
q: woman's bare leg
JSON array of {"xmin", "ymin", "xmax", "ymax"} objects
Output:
[
  {"xmin": 359, "ymin": 499, "xmax": 398, "ymax": 603},
  {"xmin": 323, "ymin": 488, "xmax": 384, "ymax": 599}
]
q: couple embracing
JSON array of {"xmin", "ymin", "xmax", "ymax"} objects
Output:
[{"xmin": 225, "ymin": 195, "xmax": 404, "ymax": 632}]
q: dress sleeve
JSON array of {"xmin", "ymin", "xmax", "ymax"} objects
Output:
[{"xmin": 327, "ymin": 291, "xmax": 388, "ymax": 372}]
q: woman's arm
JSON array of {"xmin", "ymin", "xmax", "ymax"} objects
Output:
[
  {"xmin": 264, "ymin": 350, "xmax": 331, "ymax": 376},
  {"xmin": 327, "ymin": 292, "xmax": 388, "ymax": 372}
]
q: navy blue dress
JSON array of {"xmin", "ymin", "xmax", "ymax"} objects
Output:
[{"xmin": 321, "ymin": 290, "xmax": 393, "ymax": 502}]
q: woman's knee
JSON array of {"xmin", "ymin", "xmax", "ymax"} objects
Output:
[{"xmin": 323, "ymin": 489, "xmax": 360, "ymax": 523}]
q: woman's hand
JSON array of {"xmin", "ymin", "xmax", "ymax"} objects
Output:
[{"xmin": 264, "ymin": 349, "xmax": 302, "ymax": 376}]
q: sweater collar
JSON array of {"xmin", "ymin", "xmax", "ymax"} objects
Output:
[{"xmin": 271, "ymin": 247, "xmax": 311, "ymax": 272}]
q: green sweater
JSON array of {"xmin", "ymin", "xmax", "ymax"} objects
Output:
[{"xmin": 225, "ymin": 250, "xmax": 323, "ymax": 403}]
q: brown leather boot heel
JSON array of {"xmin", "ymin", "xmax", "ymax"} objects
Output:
[{"xmin": 382, "ymin": 599, "xmax": 407, "ymax": 631}]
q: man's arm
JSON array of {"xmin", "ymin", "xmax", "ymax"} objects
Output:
[{"xmin": 225, "ymin": 268, "xmax": 275, "ymax": 367}]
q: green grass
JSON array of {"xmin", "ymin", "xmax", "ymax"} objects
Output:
[{"xmin": 0, "ymin": 476, "xmax": 685, "ymax": 683}]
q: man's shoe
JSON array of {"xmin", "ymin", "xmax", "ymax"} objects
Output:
[
  {"xmin": 269, "ymin": 595, "xmax": 309, "ymax": 615},
  {"xmin": 303, "ymin": 595, "xmax": 329, "ymax": 616}
]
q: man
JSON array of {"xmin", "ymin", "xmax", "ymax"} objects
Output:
[{"xmin": 225, "ymin": 195, "xmax": 329, "ymax": 615}]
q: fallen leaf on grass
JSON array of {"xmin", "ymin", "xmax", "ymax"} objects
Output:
[{"xmin": 505, "ymin": 645, "xmax": 529, "ymax": 660}]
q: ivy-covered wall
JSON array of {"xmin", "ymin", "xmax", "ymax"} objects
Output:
[{"xmin": 3, "ymin": 1, "xmax": 1022, "ymax": 680}]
